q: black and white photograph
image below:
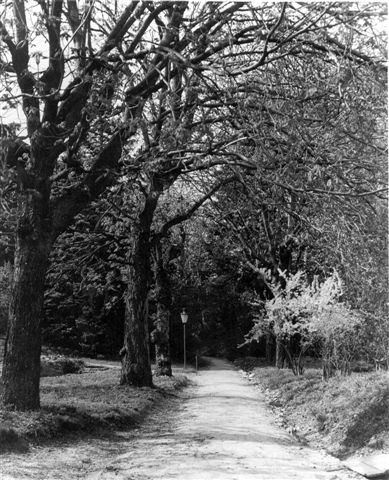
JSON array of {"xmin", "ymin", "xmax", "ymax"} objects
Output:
[{"xmin": 0, "ymin": 1, "xmax": 387, "ymax": 478}]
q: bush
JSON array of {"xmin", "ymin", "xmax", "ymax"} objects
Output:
[
  {"xmin": 246, "ymin": 271, "xmax": 364, "ymax": 377},
  {"xmin": 40, "ymin": 357, "xmax": 85, "ymax": 377}
]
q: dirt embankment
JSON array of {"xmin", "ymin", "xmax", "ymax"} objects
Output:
[{"xmin": 235, "ymin": 357, "xmax": 389, "ymax": 459}]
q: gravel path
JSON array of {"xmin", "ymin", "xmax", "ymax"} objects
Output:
[
  {"xmin": 1, "ymin": 358, "xmax": 364, "ymax": 480},
  {"xmin": 87, "ymin": 357, "xmax": 362, "ymax": 480}
]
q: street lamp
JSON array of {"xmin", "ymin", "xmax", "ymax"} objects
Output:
[{"xmin": 180, "ymin": 308, "xmax": 188, "ymax": 370}]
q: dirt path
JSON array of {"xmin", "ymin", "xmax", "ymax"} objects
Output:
[{"xmin": 1, "ymin": 358, "xmax": 363, "ymax": 480}]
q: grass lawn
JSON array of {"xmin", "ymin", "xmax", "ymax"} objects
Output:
[
  {"xmin": 235, "ymin": 357, "xmax": 389, "ymax": 458},
  {"xmin": 0, "ymin": 362, "xmax": 189, "ymax": 453}
]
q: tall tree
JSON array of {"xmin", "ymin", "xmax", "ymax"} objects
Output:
[
  {"xmin": 150, "ymin": 176, "xmax": 237, "ymax": 375},
  {"xmin": 0, "ymin": 0, "xmax": 196, "ymax": 408},
  {"xmin": 117, "ymin": 1, "xmax": 388, "ymax": 384}
]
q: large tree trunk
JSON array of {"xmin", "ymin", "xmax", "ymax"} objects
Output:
[
  {"xmin": 153, "ymin": 240, "xmax": 172, "ymax": 377},
  {"xmin": 1, "ymin": 127, "xmax": 129, "ymax": 409},
  {"xmin": 120, "ymin": 191, "xmax": 160, "ymax": 387},
  {"xmin": 121, "ymin": 284, "xmax": 152, "ymax": 387},
  {"xmin": 1, "ymin": 197, "xmax": 52, "ymax": 410}
]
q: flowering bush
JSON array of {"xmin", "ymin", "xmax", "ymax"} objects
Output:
[{"xmin": 247, "ymin": 270, "xmax": 363, "ymax": 377}]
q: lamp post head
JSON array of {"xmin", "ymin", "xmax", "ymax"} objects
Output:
[{"xmin": 180, "ymin": 308, "xmax": 188, "ymax": 324}]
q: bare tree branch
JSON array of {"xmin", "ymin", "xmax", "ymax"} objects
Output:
[{"xmin": 158, "ymin": 175, "xmax": 237, "ymax": 239}]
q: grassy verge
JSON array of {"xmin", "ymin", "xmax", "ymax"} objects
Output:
[
  {"xmin": 235, "ymin": 357, "xmax": 389, "ymax": 458},
  {"xmin": 0, "ymin": 364, "xmax": 190, "ymax": 454}
]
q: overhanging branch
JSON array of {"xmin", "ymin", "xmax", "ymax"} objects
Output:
[{"xmin": 158, "ymin": 175, "xmax": 237, "ymax": 239}]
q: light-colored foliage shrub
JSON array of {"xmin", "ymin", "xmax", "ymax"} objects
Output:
[{"xmin": 248, "ymin": 270, "xmax": 363, "ymax": 377}]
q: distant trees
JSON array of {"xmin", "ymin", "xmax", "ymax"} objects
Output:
[
  {"xmin": 186, "ymin": 4, "xmax": 388, "ymax": 365},
  {"xmin": 43, "ymin": 196, "xmax": 127, "ymax": 356}
]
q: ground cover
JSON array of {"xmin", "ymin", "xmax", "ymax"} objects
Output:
[
  {"xmin": 235, "ymin": 357, "xmax": 389, "ymax": 459},
  {"xmin": 0, "ymin": 362, "xmax": 189, "ymax": 454}
]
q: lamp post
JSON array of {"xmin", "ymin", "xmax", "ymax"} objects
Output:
[{"xmin": 180, "ymin": 308, "xmax": 188, "ymax": 370}]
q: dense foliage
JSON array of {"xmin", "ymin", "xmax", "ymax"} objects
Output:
[{"xmin": 43, "ymin": 199, "xmax": 128, "ymax": 356}]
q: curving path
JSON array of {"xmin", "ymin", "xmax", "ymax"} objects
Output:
[{"xmin": 85, "ymin": 357, "xmax": 361, "ymax": 480}]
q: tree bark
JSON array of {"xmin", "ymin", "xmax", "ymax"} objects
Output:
[
  {"xmin": 120, "ymin": 190, "xmax": 160, "ymax": 387},
  {"xmin": 1, "ymin": 111, "xmax": 58, "ymax": 411},
  {"xmin": 275, "ymin": 339, "xmax": 286, "ymax": 368},
  {"xmin": 2, "ymin": 124, "xmax": 132, "ymax": 409},
  {"xmin": 153, "ymin": 240, "xmax": 172, "ymax": 376},
  {"xmin": 1, "ymin": 197, "xmax": 52, "ymax": 409},
  {"xmin": 265, "ymin": 333, "xmax": 275, "ymax": 363}
]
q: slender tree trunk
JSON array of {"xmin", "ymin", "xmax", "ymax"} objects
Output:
[
  {"xmin": 322, "ymin": 342, "xmax": 336, "ymax": 380},
  {"xmin": 120, "ymin": 191, "xmax": 159, "ymax": 387},
  {"xmin": 265, "ymin": 333, "xmax": 275, "ymax": 363},
  {"xmin": 154, "ymin": 305, "xmax": 172, "ymax": 376},
  {"xmin": 2, "ymin": 198, "xmax": 52, "ymax": 410},
  {"xmin": 275, "ymin": 339, "xmax": 286, "ymax": 368},
  {"xmin": 153, "ymin": 240, "xmax": 172, "ymax": 376}
]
